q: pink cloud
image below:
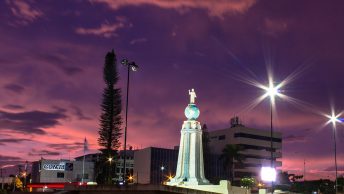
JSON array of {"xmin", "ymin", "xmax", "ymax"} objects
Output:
[
  {"xmin": 262, "ymin": 18, "xmax": 289, "ymax": 36},
  {"xmin": 90, "ymin": 0, "xmax": 256, "ymax": 18},
  {"xmin": 7, "ymin": 0, "xmax": 43, "ymax": 25},
  {"xmin": 75, "ymin": 23, "xmax": 124, "ymax": 38}
]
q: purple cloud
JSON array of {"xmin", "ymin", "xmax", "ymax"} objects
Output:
[
  {"xmin": 3, "ymin": 83, "xmax": 24, "ymax": 93},
  {"xmin": 2, "ymin": 104, "xmax": 25, "ymax": 110},
  {"xmin": 0, "ymin": 110, "xmax": 67, "ymax": 135}
]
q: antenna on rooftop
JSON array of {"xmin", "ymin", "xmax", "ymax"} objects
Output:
[{"xmin": 230, "ymin": 116, "xmax": 244, "ymax": 128}]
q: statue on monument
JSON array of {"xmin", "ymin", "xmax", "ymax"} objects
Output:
[{"xmin": 189, "ymin": 88, "xmax": 197, "ymax": 104}]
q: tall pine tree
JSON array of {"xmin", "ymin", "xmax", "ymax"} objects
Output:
[{"xmin": 96, "ymin": 50, "xmax": 122, "ymax": 184}]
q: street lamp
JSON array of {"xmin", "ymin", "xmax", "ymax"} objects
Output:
[
  {"xmin": 121, "ymin": 58, "xmax": 139, "ymax": 183},
  {"xmin": 108, "ymin": 157, "xmax": 113, "ymax": 183},
  {"xmin": 108, "ymin": 157, "xmax": 113, "ymax": 164},
  {"xmin": 326, "ymin": 111, "xmax": 342, "ymax": 194},
  {"xmin": 160, "ymin": 166, "xmax": 165, "ymax": 184},
  {"xmin": 260, "ymin": 80, "xmax": 281, "ymax": 192}
]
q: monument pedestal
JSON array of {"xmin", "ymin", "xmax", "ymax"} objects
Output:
[
  {"xmin": 167, "ymin": 101, "xmax": 209, "ymax": 186},
  {"xmin": 168, "ymin": 119, "xmax": 209, "ymax": 185}
]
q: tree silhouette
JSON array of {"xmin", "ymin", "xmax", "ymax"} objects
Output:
[
  {"xmin": 219, "ymin": 144, "xmax": 245, "ymax": 183},
  {"xmin": 97, "ymin": 50, "xmax": 122, "ymax": 184}
]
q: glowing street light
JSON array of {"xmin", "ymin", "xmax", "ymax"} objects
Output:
[
  {"xmin": 108, "ymin": 157, "xmax": 113, "ymax": 163},
  {"xmin": 167, "ymin": 175, "xmax": 173, "ymax": 181},
  {"xmin": 128, "ymin": 175, "xmax": 134, "ymax": 183},
  {"xmin": 261, "ymin": 167, "xmax": 277, "ymax": 182},
  {"xmin": 160, "ymin": 165, "xmax": 165, "ymax": 184},
  {"xmin": 325, "ymin": 111, "xmax": 342, "ymax": 194}
]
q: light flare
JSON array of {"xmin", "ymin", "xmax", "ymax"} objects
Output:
[
  {"xmin": 234, "ymin": 53, "xmax": 312, "ymax": 116},
  {"xmin": 324, "ymin": 110, "xmax": 343, "ymax": 128}
]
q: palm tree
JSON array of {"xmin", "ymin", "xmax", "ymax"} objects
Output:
[{"xmin": 219, "ymin": 144, "xmax": 245, "ymax": 183}]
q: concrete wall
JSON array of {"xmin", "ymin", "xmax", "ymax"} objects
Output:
[
  {"xmin": 133, "ymin": 148, "xmax": 151, "ymax": 184},
  {"xmin": 73, "ymin": 161, "xmax": 94, "ymax": 182}
]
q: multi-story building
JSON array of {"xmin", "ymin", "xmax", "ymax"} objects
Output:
[
  {"xmin": 133, "ymin": 147, "xmax": 178, "ymax": 184},
  {"xmin": 74, "ymin": 150, "xmax": 135, "ymax": 182},
  {"xmin": 114, "ymin": 150, "xmax": 135, "ymax": 182},
  {"xmin": 208, "ymin": 117, "xmax": 282, "ymax": 181},
  {"xmin": 31, "ymin": 159, "xmax": 94, "ymax": 183}
]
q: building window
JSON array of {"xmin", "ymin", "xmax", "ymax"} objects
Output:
[
  {"xmin": 218, "ymin": 135, "xmax": 226, "ymax": 140},
  {"xmin": 210, "ymin": 136, "xmax": 217, "ymax": 139},
  {"xmin": 234, "ymin": 133, "xmax": 282, "ymax": 142},
  {"xmin": 57, "ymin": 172, "xmax": 64, "ymax": 178},
  {"xmin": 65, "ymin": 163, "xmax": 73, "ymax": 171}
]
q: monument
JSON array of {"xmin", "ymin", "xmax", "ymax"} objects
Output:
[
  {"xmin": 168, "ymin": 88, "xmax": 209, "ymax": 185},
  {"xmin": 166, "ymin": 90, "xmax": 249, "ymax": 194}
]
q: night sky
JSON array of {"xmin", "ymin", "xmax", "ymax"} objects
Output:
[{"xmin": 0, "ymin": 0, "xmax": 344, "ymax": 180}]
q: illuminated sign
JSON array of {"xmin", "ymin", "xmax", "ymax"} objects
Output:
[{"xmin": 42, "ymin": 162, "xmax": 65, "ymax": 171}]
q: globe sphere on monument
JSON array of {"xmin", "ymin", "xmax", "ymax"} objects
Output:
[{"xmin": 184, "ymin": 104, "xmax": 200, "ymax": 120}]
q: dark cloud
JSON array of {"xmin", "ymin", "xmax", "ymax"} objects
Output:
[
  {"xmin": 0, "ymin": 155, "xmax": 22, "ymax": 161},
  {"xmin": 60, "ymin": 66, "xmax": 83, "ymax": 76},
  {"xmin": 52, "ymin": 106, "xmax": 67, "ymax": 114},
  {"xmin": 3, "ymin": 83, "xmax": 24, "ymax": 93},
  {"xmin": 0, "ymin": 110, "xmax": 67, "ymax": 135},
  {"xmin": 283, "ymin": 134, "xmax": 307, "ymax": 143},
  {"xmin": 0, "ymin": 155, "xmax": 23, "ymax": 167},
  {"xmin": 0, "ymin": 138, "xmax": 32, "ymax": 145},
  {"xmin": 71, "ymin": 106, "xmax": 92, "ymax": 120},
  {"xmin": 28, "ymin": 149, "xmax": 60, "ymax": 156},
  {"xmin": 37, "ymin": 53, "xmax": 83, "ymax": 76},
  {"xmin": 47, "ymin": 142, "xmax": 84, "ymax": 151},
  {"xmin": 2, "ymin": 104, "xmax": 25, "ymax": 110}
]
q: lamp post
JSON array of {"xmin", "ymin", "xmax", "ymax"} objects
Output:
[
  {"xmin": 121, "ymin": 59, "xmax": 139, "ymax": 183},
  {"xmin": 327, "ymin": 113, "xmax": 342, "ymax": 194},
  {"xmin": 108, "ymin": 157, "xmax": 113, "ymax": 183},
  {"xmin": 160, "ymin": 166, "xmax": 165, "ymax": 184},
  {"xmin": 260, "ymin": 81, "xmax": 280, "ymax": 193}
]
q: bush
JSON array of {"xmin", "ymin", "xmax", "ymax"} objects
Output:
[
  {"xmin": 240, "ymin": 177, "xmax": 255, "ymax": 189},
  {"xmin": 0, "ymin": 189, "xmax": 8, "ymax": 194}
]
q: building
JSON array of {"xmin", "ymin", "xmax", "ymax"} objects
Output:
[
  {"xmin": 133, "ymin": 147, "xmax": 178, "ymax": 184},
  {"xmin": 31, "ymin": 159, "xmax": 94, "ymax": 183},
  {"xmin": 114, "ymin": 150, "xmax": 135, "ymax": 182},
  {"xmin": 75, "ymin": 153, "xmax": 101, "ymax": 163},
  {"xmin": 208, "ymin": 117, "xmax": 282, "ymax": 181},
  {"xmin": 74, "ymin": 150, "xmax": 135, "ymax": 182}
]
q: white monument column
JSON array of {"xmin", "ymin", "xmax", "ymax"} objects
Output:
[{"xmin": 168, "ymin": 89, "xmax": 209, "ymax": 186}]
